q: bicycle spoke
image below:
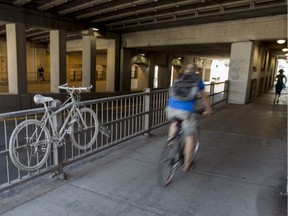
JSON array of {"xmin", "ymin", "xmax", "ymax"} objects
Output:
[{"xmin": 9, "ymin": 120, "xmax": 51, "ymax": 171}]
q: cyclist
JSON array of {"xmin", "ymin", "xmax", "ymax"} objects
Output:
[
  {"xmin": 273, "ymin": 69, "xmax": 287, "ymax": 104},
  {"xmin": 166, "ymin": 63, "xmax": 212, "ymax": 172}
]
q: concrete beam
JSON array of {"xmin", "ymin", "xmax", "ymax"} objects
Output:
[
  {"xmin": 0, "ymin": 3, "xmax": 89, "ymax": 32},
  {"xmin": 122, "ymin": 15, "xmax": 287, "ymax": 48}
]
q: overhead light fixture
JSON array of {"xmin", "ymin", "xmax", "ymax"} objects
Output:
[
  {"xmin": 140, "ymin": 53, "xmax": 145, "ymax": 56},
  {"xmin": 282, "ymin": 48, "xmax": 288, "ymax": 52},
  {"xmin": 177, "ymin": 57, "xmax": 182, "ymax": 60},
  {"xmin": 285, "ymin": 53, "xmax": 288, "ymax": 56},
  {"xmin": 277, "ymin": 39, "xmax": 286, "ymax": 44},
  {"xmin": 91, "ymin": 27, "xmax": 98, "ymax": 31}
]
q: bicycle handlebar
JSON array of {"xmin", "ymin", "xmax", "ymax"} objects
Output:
[{"xmin": 58, "ymin": 83, "xmax": 93, "ymax": 92}]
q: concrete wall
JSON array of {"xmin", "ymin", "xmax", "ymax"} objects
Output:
[
  {"xmin": 122, "ymin": 16, "xmax": 287, "ymax": 48},
  {"xmin": 0, "ymin": 40, "xmax": 48, "ymax": 84},
  {"xmin": 130, "ymin": 64, "xmax": 149, "ymax": 91}
]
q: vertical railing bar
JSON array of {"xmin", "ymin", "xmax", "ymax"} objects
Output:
[
  {"xmin": 101, "ymin": 102, "xmax": 104, "ymax": 148},
  {"xmin": 112, "ymin": 100, "xmax": 119, "ymax": 140},
  {"xmin": 95, "ymin": 102, "xmax": 99, "ymax": 150},
  {"xmin": 128, "ymin": 97, "xmax": 131, "ymax": 137},
  {"xmin": 3, "ymin": 119, "xmax": 11, "ymax": 184},
  {"xmin": 106, "ymin": 101, "xmax": 109, "ymax": 145},
  {"xmin": 135, "ymin": 97, "xmax": 138, "ymax": 133},
  {"xmin": 111, "ymin": 101, "xmax": 114, "ymax": 143},
  {"xmin": 120, "ymin": 99, "xmax": 123, "ymax": 140}
]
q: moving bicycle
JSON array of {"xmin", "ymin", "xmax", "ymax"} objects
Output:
[{"xmin": 158, "ymin": 64, "xmax": 212, "ymax": 187}]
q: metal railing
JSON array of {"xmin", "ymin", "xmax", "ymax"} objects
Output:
[
  {"xmin": 0, "ymin": 72, "xmax": 50, "ymax": 83},
  {"xmin": 0, "ymin": 80, "xmax": 228, "ymax": 192}
]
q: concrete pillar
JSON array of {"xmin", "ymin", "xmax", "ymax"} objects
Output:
[
  {"xmin": 148, "ymin": 53, "xmax": 156, "ymax": 89},
  {"xmin": 6, "ymin": 23, "xmax": 27, "ymax": 94},
  {"xmin": 106, "ymin": 39, "xmax": 115, "ymax": 92},
  {"xmin": 82, "ymin": 35, "xmax": 96, "ymax": 91},
  {"xmin": 228, "ymin": 41, "xmax": 253, "ymax": 104},
  {"xmin": 50, "ymin": 30, "xmax": 66, "ymax": 93},
  {"xmin": 114, "ymin": 34, "xmax": 121, "ymax": 91},
  {"xmin": 120, "ymin": 48, "xmax": 132, "ymax": 91}
]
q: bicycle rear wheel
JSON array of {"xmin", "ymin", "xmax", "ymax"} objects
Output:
[
  {"xmin": 70, "ymin": 107, "xmax": 99, "ymax": 150},
  {"xmin": 9, "ymin": 119, "xmax": 51, "ymax": 171},
  {"xmin": 158, "ymin": 138, "xmax": 183, "ymax": 187}
]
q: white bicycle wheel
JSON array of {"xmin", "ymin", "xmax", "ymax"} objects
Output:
[
  {"xmin": 70, "ymin": 107, "xmax": 99, "ymax": 150},
  {"xmin": 9, "ymin": 119, "xmax": 51, "ymax": 172}
]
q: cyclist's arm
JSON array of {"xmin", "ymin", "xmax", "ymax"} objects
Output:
[{"xmin": 201, "ymin": 90, "xmax": 212, "ymax": 116}]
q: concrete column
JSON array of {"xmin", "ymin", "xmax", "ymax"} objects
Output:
[
  {"xmin": 82, "ymin": 35, "xmax": 96, "ymax": 91},
  {"xmin": 50, "ymin": 30, "xmax": 66, "ymax": 93},
  {"xmin": 228, "ymin": 41, "xmax": 253, "ymax": 104},
  {"xmin": 148, "ymin": 53, "xmax": 156, "ymax": 89},
  {"xmin": 6, "ymin": 23, "xmax": 27, "ymax": 94},
  {"xmin": 120, "ymin": 48, "xmax": 132, "ymax": 91},
  {"xmin": 114, "ymin": 34, "xmax": 121, "ymax": 91},
  {"xmin": 106, "ymin": 39, "xmax": 115, "ymax": 92}
]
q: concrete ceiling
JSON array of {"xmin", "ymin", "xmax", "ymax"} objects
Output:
[
  {"xmin": 130, "ymin": 40, "xmax": 288, "ymax": 59},
  {"xmin": 0, "ymin": 0, "xmax": 286, "ymax": 35},
  {"xmin": 0, "ymin": 0, "xmax": 286, "ymax": 58},
  {"xmin": 133, "ymin": 43, "xmax": 232, "ymax": 58}
]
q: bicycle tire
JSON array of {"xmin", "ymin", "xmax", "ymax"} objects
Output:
[
  {"xmin": 158, "ymin": 138, "xmax": 183, "ymax": 187},
  {"xmin": 70, "ymin": 107, "xmax": 99, "ymax": 150},
  {"xmin": 9, "ymin": 119, "xmax": 51, "ymax": 171}
]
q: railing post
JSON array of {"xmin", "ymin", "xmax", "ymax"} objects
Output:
[
  {"xmin": 144, "ymin": 88, "xmax": 152, "ymax": 136},
  {"xmin": 210, "ymin": 81, "xmax": 215, "ymax": 107},
  {"xmin": 51, "ymin": 100, "xmax": 66, "ymax": 180},
  {"xmin": 224, "ymin": 80, "xmax": 229, "ymax": 102}
]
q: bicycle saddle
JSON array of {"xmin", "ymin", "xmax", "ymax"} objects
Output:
[{"xmin": 34, "ymin": 94, "xmax": 55, "ymax": 104}]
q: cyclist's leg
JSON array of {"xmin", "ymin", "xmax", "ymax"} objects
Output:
[
  {"xmin": 182, "ymin": 113, "xmax": 197, "ymax": 171},
  {"xmin": 166, "ymin": 108, "xmax": 180, "ymax": 139},
  {"xmin": 168, "ymin": 122, "xmax": 178, "ymax": 138},
  {"xmin": 183, "ymin": 135, "xmax": 194, "ymax": 171}
]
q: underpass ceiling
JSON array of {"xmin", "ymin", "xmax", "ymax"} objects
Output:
[
  {"xmin": 0, "ymin": 0, "xmax": 286, "ymax": 58},
  {"xmin": 133, "ymin": 43, "xmax": 232, "ymax": 58}
]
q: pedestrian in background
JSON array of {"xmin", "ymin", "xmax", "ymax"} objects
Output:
[
  {"xmin": 273, "ymin": 69, "xmax": 287, "ymax": 104},
  {"xmin": 37, "ymin": 65, "xmax": 45, "ymax": 81}
]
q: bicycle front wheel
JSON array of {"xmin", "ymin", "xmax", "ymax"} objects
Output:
[
  {"xmin": 9, "ymin": 119, "xmax": 51, "ymax": 172},
  {"xmin": 158, "ymin": 138, "xmax": 182, "ymax": 187},
  {"xmin": 70, "ymin": 107, "xmax": 99, "ymax": 150}
]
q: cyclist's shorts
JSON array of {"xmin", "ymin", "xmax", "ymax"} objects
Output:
[{"xmin": 166, "ymin": 107, "xmax": 197, "ymax": 136}]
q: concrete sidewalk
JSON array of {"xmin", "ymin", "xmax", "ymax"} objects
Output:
[{"xmin": 0, "ymin": 92, "xmax": 287, "ymax": 216}]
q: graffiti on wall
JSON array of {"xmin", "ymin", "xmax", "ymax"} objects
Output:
[{"xmin": 229, "ymin": 58, "xmax": 250, "ymax": 81}]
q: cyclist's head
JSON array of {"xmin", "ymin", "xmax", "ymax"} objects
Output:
[
  {"xmin": 279, "ymin": 69, "xmax": 284, "ymax": 74},
  {"xmin": 184, "ymin": 64, "xmax": 198, "ymax": 74}
]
